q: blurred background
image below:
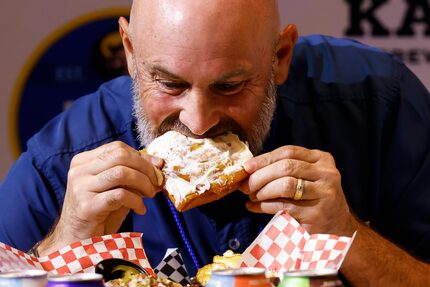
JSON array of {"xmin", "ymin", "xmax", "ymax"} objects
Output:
[{"xmin": 1, "ymin": 0, "xmax": 429, "ymax": 180}]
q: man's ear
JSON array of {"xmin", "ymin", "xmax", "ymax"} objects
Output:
[
  {"xmin": 118, "ymin": 17, "xmax": 135, "ymax": 77},
  {"xmin": 274, "ymin": 24, "xmax": 298, "ymax": 85}
]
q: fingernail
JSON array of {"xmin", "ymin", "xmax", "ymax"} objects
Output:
[
  {"xmin": 245, "ymin": 201, "xmax": 254, "ymax": 211},
  {"xmin": 238, "ymin": 181, "xmax": 250, "ymax": 194},
  {"xmin": 153, "ymin": 167, "xmax": 164, "ymax": 186},
  {"xmin": 243, "ymin": 159, "xmax": 256, "ymax": 173},
  {"xmin": 249, "ymin": 193, "xmax": 257, "ymax": 202},
  {"xmin": 150, "ymin": 156, "xmax": 163, "ymax": 166}
]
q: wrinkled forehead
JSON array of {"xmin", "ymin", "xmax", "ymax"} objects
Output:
[{"xmin": 129, "ymin": 0, "xmax": 280, "ymax": 56}]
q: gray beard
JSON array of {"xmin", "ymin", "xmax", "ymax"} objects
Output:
[{"xmin": 131, "ymin": 66, "xmax": 277, "ymax": 155}]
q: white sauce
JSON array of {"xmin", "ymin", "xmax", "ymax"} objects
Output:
[{"xmin": 146, "ymin": 131, "xmax": 253, "ymax": 206}]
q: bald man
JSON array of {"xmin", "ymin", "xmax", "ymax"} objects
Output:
[{"xmin": 1, "ymin": 0, "xmax": 430, "ymax": 285}]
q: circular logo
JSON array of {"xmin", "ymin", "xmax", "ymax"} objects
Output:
[{"xmin": 9, "ymin": 8, "xmax": 130, "ymax": 158}]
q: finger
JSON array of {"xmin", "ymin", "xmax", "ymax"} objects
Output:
[
  {"xmin": 88, "ymin": 165, "xmax": 161, "ymax": 197},
  {"xmin": 92, "ymin": 188, "xmax": 147, "ymax": 215},
  {"xmin": 245, "ymin": 159, "xmax": 318, "ymax": 194},
  {"xmin": 69, "ymin": 141, "xmax": 131, "ymax": 167},
  {"xmin": 249, "ymin": 177, "xmax": 317, "ymax": 201},
  {"xmin": 139, "ymin": 149, "xmax": 164, "ymax": 168},
  {"xmin": 238, "ymin": 178, "xmax": 251, "ymax": 194},
  {"xmin": 139, "ymin": 150, "xmax": 164, "ymax": 186},
  {"xmin": 70, "ymin": 141, "xmax": 162, "ymax": 187},
  {"xmin": 244, "ymin": 145, "xmax": 322, "ymax": 173}
]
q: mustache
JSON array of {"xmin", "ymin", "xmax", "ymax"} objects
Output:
[{"xmin": 157, "ymin": 114, "xmax": 247, "ymax": 140}]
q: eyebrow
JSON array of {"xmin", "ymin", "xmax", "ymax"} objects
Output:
[
  {"xmin": 216, "ymin": 69, "xmax": 253, "ymax": 82},
  {"xmin": 142, "ymin": 62, "xmax": 183, "ymax": 80},
  {"xmin": 142, "ymin": 62, "xmax": 253, "ymax": 82}
]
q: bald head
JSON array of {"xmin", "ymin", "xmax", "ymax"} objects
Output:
[{"xmin": 127, "ymin": 0, "xmax": 280, "ymax": 59}]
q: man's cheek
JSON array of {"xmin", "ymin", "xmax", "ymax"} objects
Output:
[{"xmin": 144, "ymin": 98, "xmax": 177, "ymax": 125}]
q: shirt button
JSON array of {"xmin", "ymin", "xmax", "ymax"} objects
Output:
[{"xmin": 228, "ymin": 238, "xmax": 241, "ymax": 250}]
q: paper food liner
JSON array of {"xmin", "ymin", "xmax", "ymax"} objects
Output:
[
  {"xmin": 0, "ymin": 211, "xmax": 355, "ymax": 281},
  {"xmin": 155, "ymin": 248, "xmax": 190, "ymax": 285},
  {"xmin": 0, "ymin": 232, "xmax": 154, "ymax": 276},
  {"xmin": 239, "ymin": 210, "xmax": 355, "ymax": 274}
]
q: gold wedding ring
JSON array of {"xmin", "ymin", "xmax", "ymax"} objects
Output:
[{"xmin": 294, "ymin": 178, "xmax": 304, "ymax": 200}]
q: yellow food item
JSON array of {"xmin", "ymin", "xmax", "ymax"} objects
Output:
[
  {"xmin": 111, "ymin": 265, "xmax": 141, "ymax": 285},
  {"xmin": 196, "ymin": 250, "xmax": 242, "ymax": 286}
]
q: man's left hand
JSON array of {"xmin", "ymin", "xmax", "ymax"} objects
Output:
[{"xmin": 239, "ymin": 145, "xmax": 357, "ymax": 236}]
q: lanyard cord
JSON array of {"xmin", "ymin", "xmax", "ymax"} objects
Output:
[{"xmin": 165, "ymin": 195, "xmax": 201, "ymax": 270}]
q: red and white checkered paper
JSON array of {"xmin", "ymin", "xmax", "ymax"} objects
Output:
[
  {"xmin": 0, "ymin": 232, "xmax": 154, "ymax": 276},
  {"xmin": 239, "ymin": 210, "xmax": 355, "ymax": 273}
]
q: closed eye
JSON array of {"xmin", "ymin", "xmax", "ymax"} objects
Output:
[
  {"xmin": 156, "ymin": 79, "xmax": 189, "ymax": 95},
  {"xmin": 212, "ymin": 81, "xmax": 245, "ymax": 95}
]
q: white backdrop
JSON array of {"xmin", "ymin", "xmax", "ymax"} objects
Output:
[{"xmin": 1, "ymin": 0, "xmax": 429, "ymax": 180}]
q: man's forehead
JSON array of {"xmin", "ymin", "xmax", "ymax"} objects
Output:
[
  {"xmin": 129, "ymin": 0, "xmax": 280, "ymax": 39},
  {"xmin": 128, "ymin": 0, "xmax": 280, "ymax": 78},
  {"xmin": 131, "ymin": 0, "xmax": 278, "ymax": 12}
]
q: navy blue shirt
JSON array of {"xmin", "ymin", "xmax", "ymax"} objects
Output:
[{"xmin": 1, "ymin": 35, "xmax": 430, "ymax": 275}]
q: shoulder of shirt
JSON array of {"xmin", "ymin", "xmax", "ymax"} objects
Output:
[
  {"xmin": 278, "ymin": 34, "xmax": 407, "ymax": 103},
  {"xmin": 26, "ymin": 76, "xmax": 136, "ymax": 167}
]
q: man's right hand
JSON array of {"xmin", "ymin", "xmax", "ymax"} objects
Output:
[{"xmin": 37, "ymin": 141, "xmax": 163, "ymax": 256}]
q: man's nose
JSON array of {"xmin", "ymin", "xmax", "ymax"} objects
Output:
[{"xmin": 178, "ymin": 89, "xmax": 220, "ymax": 136}]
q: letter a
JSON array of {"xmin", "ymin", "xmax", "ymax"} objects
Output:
[{"xmin": 397, "ymin": 0, "xmax": 430, "ymax": 36}]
